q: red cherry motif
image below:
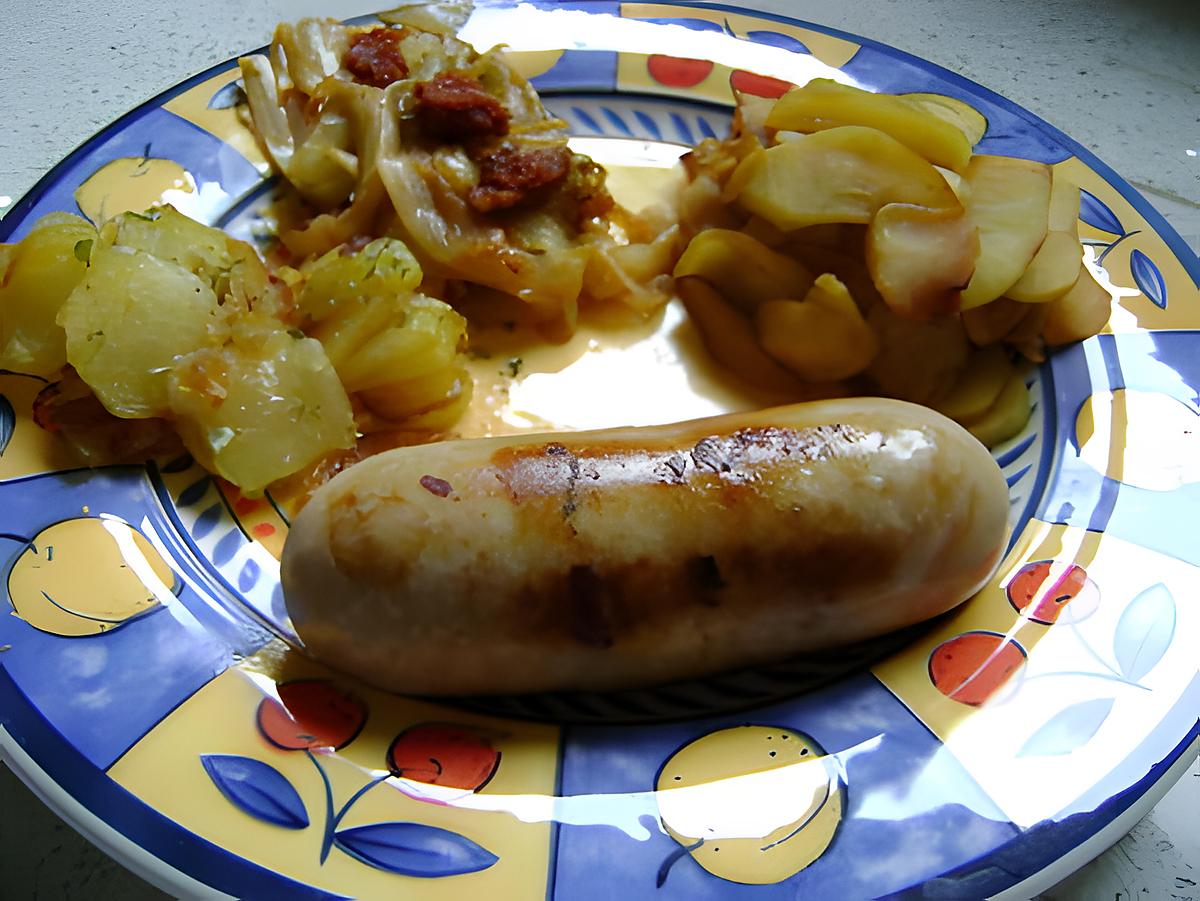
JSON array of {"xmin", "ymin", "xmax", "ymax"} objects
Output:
[
  {"xmin": 647, "ymin": 55, "xmax": 715, "ymax": 88},
  {"xmin": 729, "ymin": 70, "xmax": 795, "ymax": 99},
  {"xmin": 730, "ymin": 30, "xmax": 806, "ymax": 99},
  {"xmin": 256, "ymin": 680, "xmax": 368, "ymax": 751},
  {"xmin": 1007, "ymin": 560, "xmax": 1099, "ymax": 625},
  {"xmin": 929, "ymin": 631, "xmax": 1027, "ymax": 707},
  {"xmin": 387, "ymin": 724, "xmax": 500, "ymax": 791},
  {"xmin": 644, "ymin": 17, "xmax": 722, "ymax": 89}
]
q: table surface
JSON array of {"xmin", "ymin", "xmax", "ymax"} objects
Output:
[{"xmin": 1, "ymin": 0, "xmax": 1197, "ymax": 898}]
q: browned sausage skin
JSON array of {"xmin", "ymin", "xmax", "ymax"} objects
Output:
[{"xmin": 281, "ymin": 399, "xmax": 1010, "ymax": 695}]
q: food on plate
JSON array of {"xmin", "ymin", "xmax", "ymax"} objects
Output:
[
  {"xmin": 238, "ymin": 16, "xmax": 677, "ymax": 335},
  {"xmin": 280, "ymin": 398, "xmax": 1009, "ymax": 695},
  {"xmin": 0, "ymin": 213, "xmax": 95, "ymax": 377},
  {"xmin": 672, "ymin": 79, "xmax": 1112, "ymax": 447},
  {"xmin": 6, "ymin": 205, "xmax": 469, "ymax": 493}
]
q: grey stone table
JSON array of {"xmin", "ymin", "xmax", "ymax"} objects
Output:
[{"xmin": 1, "ymin": 0, "xmax": 1197, "ymax": 897}]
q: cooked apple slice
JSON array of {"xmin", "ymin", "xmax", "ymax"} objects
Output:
[
  {"xmin": 1048, "ymin": 175, "xmax": 1082, "ymax": 233},
  {"xmin": 676, "ymin": 276, "xmax": 801, "ymax": 391},
  {"xmin": 865, "ymin": 203, "xmax": 978, "ymax": 318},
  {"xmin": 733, "ymin": 126, "xmax": 961, "ymax": 231},
  {"xmin": 959, "ymin": 155, "xmax": 1052, "ymax": 309},
  {"xmin": 963, "ymin": 368, "xmax": 1032, "ymax": 448},
  {"xmin": 935, "ymin": 346, "xmax": 1014, "ymax": 423},
  {"xmin": 1042, "ymin": 263, "xmax": 1111, "ymax": 346},
  {"xmin": 766, "ymin": 79, "xmax": 973, "ymax": 172},
  {"xmin": 866, "ymin": 303, "xmax": 970, "ymax": 405},
  {"xmin": 1007, "ymin": 229, "xmax": 1084, "ymax": 303},
  {"xmin": 754, "ymin": 274, "xmax": 878, "ymax": 381},
  {"xmin": 674, "ymin": 228, "xmax": 813, "ymax": 313},
  {"xmin": 901, "ymin": 93, "xmax": 988, "ymax": 146},
  {"xmin": 962, "ymin": 296, "xmax": 1031, "ymax": 346}
]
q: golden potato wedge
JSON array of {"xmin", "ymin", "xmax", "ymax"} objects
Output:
[
  {"xmin": 1007, "ymin": 229, "xmax": 1084, "ymax": 303},
  {"xmin": 297, "ymin": 238, "xmax": 423, "ymax": 325},
  {"xmin": 767, "ymin": 79, "xmax": 973, "ymax": 172},
  {"xmin": 865, "ymin": 203, "xmax": 978, "ymax": 318},
  {"xmin": 755, "ymin": 274, "xmax": 878, "ymax": 381},
  {"xmin": 168, "ymin": 320, "xmax": 355, "ymax": 494},
  {"xmin": 676, "ymin": 276, "xmax": 801, "ymax": 392},
  {"xmin": 1042, "ymin": 263, "xmax": 1112, "ymax": 346},
  {"xmin": 959, "ymin": 155, "xmax": 1052, "ymax": 309},
  {"xmin": 59, "ymin": 246, "xmax": 225, "ymax": 418},
  {"xmin": 964, "ymin": 367, "xmax": 1032, "ymax": 448},
  {"xmin": 674, "ymin": 228, "xmax": 813, "ymax": 313},
  {"xmin": 734, "ymin": 126, "xmax": 961, "ymax": 231},
  {"xmin": 337, "ymin": 315, "xmax": 466, "ymax": 393},
  {"xmin": 0, "ymin": 213, "xmax": 96, "ymax": 377},
  {"xmin": 358, "ymin": 364, "xmax": 472, "ymax": 423},
  {"xmin": 900, "ymin": 92, "xmax": 988, "ymax": 146},
  {"xmin": 935, "ymin": 346, "xmax": 1014, "ymax": 423}
]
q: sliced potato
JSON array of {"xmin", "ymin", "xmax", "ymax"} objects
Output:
[
  {"xmin": 767, "ymin": 79, "xmax": 973, "ymax": 172},
  {"xmin": 1042, "ymin": 263, "xmax": 1111, "ymax": 346},
  {"xmin": 358, "ymin": 364, "xmax": 472, "ymax": 422},
  {"xmin": 59, "ymin": 246, "xmax": 225, "ymax": 418},
  {"xmin": 734, "ymin": 126, "xmax": 961, "ymax": 231},
  {"xmin": 963, "ymin": 367, "xmax": 1032, "ymax": 448},
  {"xmin": 168, "ymin": 317, "xmax": 354, "ymax": 494},
  {"xmin": 755, "ymin": 274, "xmax": 878, "ymax": 381},
  {"xmin": 959, "ymin": 155, "xmax": 1052, "ymax": 309},
  {"xmin": 113, "ymin": 207, "xmax": 234, "ymax": 287},
  {"xmin": 297, "ymin": 237, "xmax": 423, "ymax": 325},
  {"xmin": 676, "ymin": 276, "xmax": 801, "ymax": 392},
  {"xmin": 935, "ymin": 346, "xmax": 1014, "ymax": 422},
  {"xmin": 901, "ymin": 92, "xmax": 988, "ymax": 146},
  {"xmin": 0, "ymin": 213, "xmax": 96, "ymax": 376},
  {"xmin": 865, "ymin": 203, "xmax": 978, "ymax": 318},
  {"xmin": 1007, "ymin": 229, "xmax": 1083, "ymax": 303},
  {"xmin": 674, "ymin": 228, "xmax": 813, "ymax": 313},
  {"xmin": 337, "ymin": 299, "xmax": 466, "ymax": 393}
]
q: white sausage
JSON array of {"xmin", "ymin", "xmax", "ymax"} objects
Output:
[{"xmin": 280, "ymin": 398, "xmax": 1009, "ymax": 694}]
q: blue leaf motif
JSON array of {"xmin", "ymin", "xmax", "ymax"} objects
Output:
[
  {"xmin": 201, "ymin": 754, "xmax": 309, "ymax": 829},
  {"xmin": 1129, "ymin": 250, "xmax": 1167, "ymax": 310},
  {"xmin": 333, "ymin": 822, "xmax": 498, "ymax": 877},
  {"xmin": 208, "ymin": 79, "xmax": 246, "ymax": 110},
  {"xmin": 213, "ymin": 527, "xmax": 242, "ymax": 565},
  {"xmin": 1079, "ymin": 189, "xmax": 1122, "ymax": 235},
  {"xmin": 601, "ymin": 108, "xmax": 633, "ymax": 137},
  {"xmin": 746, "ymin": 29, "xmax": 810, "ymax": 54},
  {"xmin": 193, "ymin": 503, "xmax": 223, "ymax": 540},
  {"xmin": 1113, "ymin": 583, "xmax": 1176, "ymax": 681},
  {"xmin": 571, "ymin": 106, "xmax": 603, "ymax": 135},
  {"xmin": 1017, "ymin": 698, "xmax": 1115, "ymax": 757},
  {"xmin": 634, "ymin": 110, "xmax": 662, "ymax": 141},
  {"xmin": 238, "ymin": 558, "xmax": 261, "ymax": 593},
  {"xmin": 0, "ymin": 394, "xmax": 14, "ymax": 457},
  {"xmin": 177, "ymin": 477, "xmax": 211, "ymax": 507}
]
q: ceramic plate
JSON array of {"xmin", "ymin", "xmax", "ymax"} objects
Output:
[{"xmin": 1, "ymin": 3, "xmax": 1198, "ymax": 898}]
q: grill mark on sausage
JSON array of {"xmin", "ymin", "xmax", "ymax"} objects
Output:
[
  {"xmin": 343, "ymin": 28, "xmax": 409, "ymax": 88},
  {"xmin": 414, "ymin": 73, "xmax": 510, "ymax": 141},
  {"xmin": 688, "ymin": 555, "xmax": 725, "ymax": 607},
  {"xmin": 488, "ymin": 425, "xmax": 870, "ymax": 500},
  {"xmin": 567, "ymin": 565, "xmax": 616, "ymax": 648}
]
